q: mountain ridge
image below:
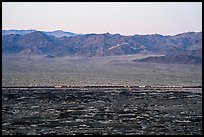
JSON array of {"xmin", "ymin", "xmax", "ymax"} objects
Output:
[
  {"xmin": 2, "ymin": 30, "xmax": 202, "ymax": 64},
  {"xmin": 2, "ymin": 29, "xmax": 79, "ymax": 38}
]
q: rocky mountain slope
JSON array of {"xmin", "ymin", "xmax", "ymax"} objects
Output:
[{"xmin": 2, "ymin": 31, "xmax": 202, "ymax": 63}]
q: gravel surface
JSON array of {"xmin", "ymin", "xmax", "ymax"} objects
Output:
[{"xmin": 2, "ymin": 88, "xmax": 202, "ymax": 135}]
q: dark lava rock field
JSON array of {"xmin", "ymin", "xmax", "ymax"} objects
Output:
[{"xmin": 2, "ymin": 88, "xmax": 202, "ymax": 135}]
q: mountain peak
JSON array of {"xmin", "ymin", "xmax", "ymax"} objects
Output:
[{"xmin": 24, "ymin": 31, "xmax": 47, "ymax": 38}]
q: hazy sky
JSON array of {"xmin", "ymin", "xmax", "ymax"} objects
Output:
[{"xmin": 2, "ymin": 2, "xmax": 202, "ymax": 36}]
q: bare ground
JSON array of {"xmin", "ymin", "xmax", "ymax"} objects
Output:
[{"xmin": 2, "ymin": 54, "xmax": 202, "ymax": 87}]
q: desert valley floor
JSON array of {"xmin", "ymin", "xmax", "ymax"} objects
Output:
[{"xmin": 2, "ymin": 54, "xmax": 202, "ymax": 87}]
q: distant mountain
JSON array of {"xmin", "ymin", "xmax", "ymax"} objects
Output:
[
  {"xmin": 2, "ymin": 29, "xmax": 79, "ymax": 37},
  {"xmin": 43, "ymin": 55, "xmax": 56, "ymax": 59},
  {"xmin": 2, "ymin": 29, "xmax": 36, "ymax": 35},
  {"xmin": 134, "ymin": 52, "xmax": 202, "ymax": 64},
  {"xmin": 2, "ymin": 31, "xmax": 202, "ymax": 64},
  {"xmin": 43, "ymin": 30, "xmax": 78, "ymax": 37},
  {"xmin": 3, "ymin": 31, "xmax": 62, "ymax": 55}
]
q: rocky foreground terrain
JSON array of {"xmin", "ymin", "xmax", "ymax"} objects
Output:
[{"xmin": 2, "ymin": 88, "xmax": 202, "ymax": 135}]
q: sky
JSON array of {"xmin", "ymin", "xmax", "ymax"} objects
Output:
[{"xmin": 2, "ymin": 2, "xmax": 202, "ymax": 36}]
